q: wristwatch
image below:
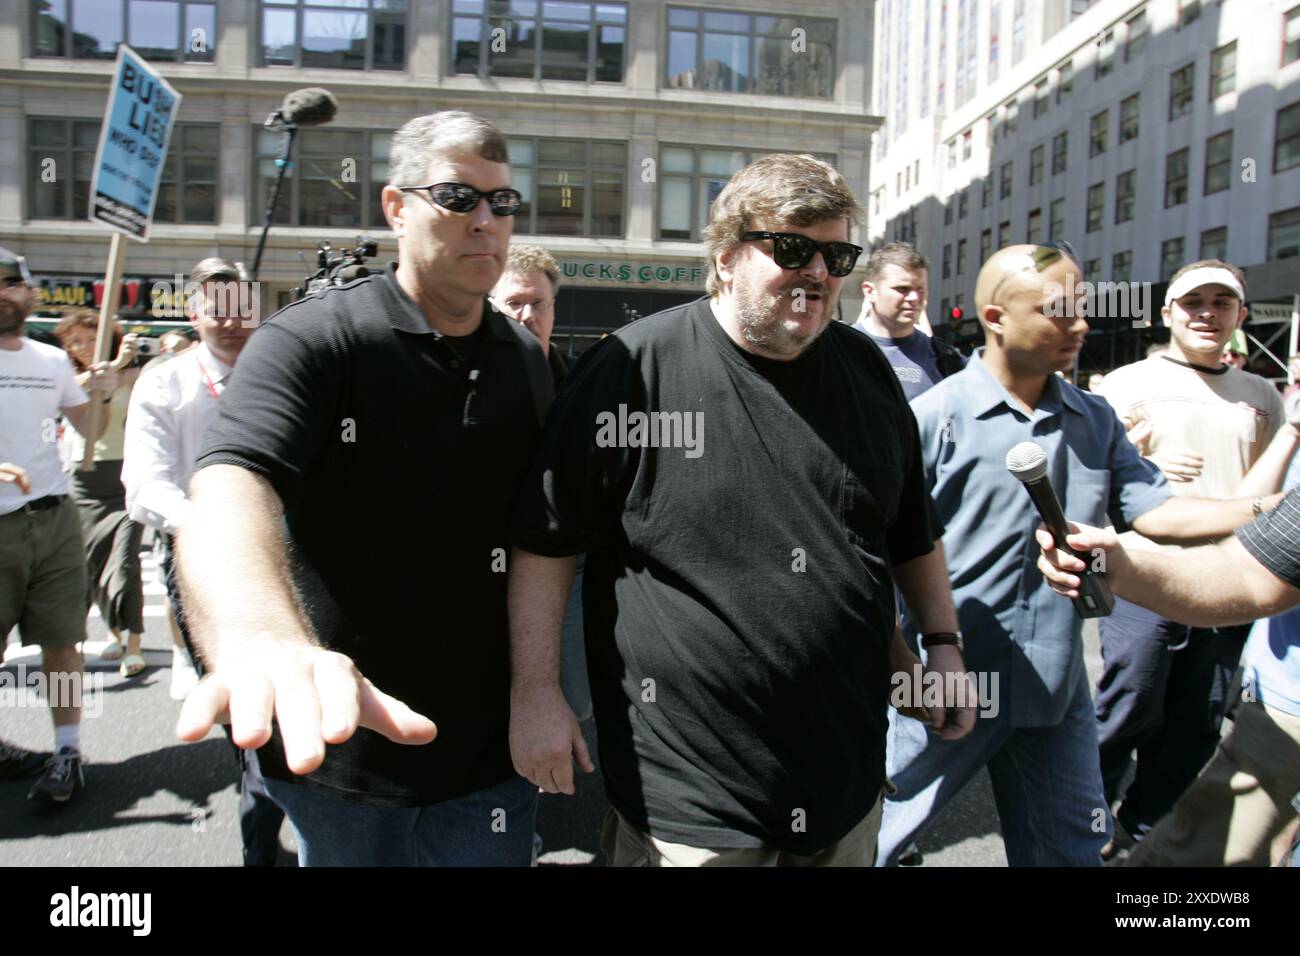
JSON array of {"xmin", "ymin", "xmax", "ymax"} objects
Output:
[{"xmin": 921, "ymin": 631, "xmax": 964, "ymax": 651}]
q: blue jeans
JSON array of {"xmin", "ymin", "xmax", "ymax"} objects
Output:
[
  {"xmin": 262, "ymin": 773, "xmax": 539, "ymax": 866},
  {"xmin": 877, "ymin": 665, "xmax": 1108, "ymax": 867}
]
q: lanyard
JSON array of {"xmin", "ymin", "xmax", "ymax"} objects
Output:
[{"xmin": 196, "ymin": 354, "xmax": 222, "ymax": 401}]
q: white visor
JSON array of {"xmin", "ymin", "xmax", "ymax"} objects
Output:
[{"xmin": 1164, "ymin": 267, "xmax": 1244, "ymax": 307}]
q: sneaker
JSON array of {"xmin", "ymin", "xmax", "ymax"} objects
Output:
[
  {"xmin": 27, "ymin": 747, "xmax": 84, "ymax": 804},
  {"xmin": 0, "ymin": 738, "xmax": 52, "ymax": 781},
  {"xmin": 170, "ymin": 646, "xmax": 200, "ymax": 701}
]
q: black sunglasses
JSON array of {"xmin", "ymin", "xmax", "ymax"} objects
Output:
[
  {"xmin": 398, "ymin": 182, "xmax": 522, "ymax": 216},
  {"xmin": 741, "ymin": 231, "xmax": 863, "ymax": 278}
]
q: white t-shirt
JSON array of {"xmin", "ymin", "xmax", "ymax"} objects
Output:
[{"xmin": 0, "ymin": 337, "xmax": 88, "ymax": 515}]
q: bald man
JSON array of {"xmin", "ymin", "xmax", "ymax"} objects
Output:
[{"xmin": 876, "ymin": 244, "xmax": 1275, "ymax": 866}]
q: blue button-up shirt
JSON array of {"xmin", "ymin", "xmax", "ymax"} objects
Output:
[{"xmin": 905, "ymin": 351, "xmax": 1170, "ymax": 726}]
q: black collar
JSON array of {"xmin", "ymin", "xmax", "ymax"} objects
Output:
[{"xmin": 1160, "ymin": 354, "xmax": 1228, "ymax": 376}]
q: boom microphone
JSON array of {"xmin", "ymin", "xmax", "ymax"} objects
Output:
[
  {"xmin": 266, "ymin": 88, "xmax": 338, "ymax": 128},
  {"xmin": 1006, "ymin": 441, "xmax": 1114, "ymax": 618}
]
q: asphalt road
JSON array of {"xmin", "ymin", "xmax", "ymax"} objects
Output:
[{"xmin": 0, "ymin": 546, "xmax": 1105, "ymax": 867}]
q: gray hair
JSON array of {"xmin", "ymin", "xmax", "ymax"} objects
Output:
[{"xmin": 388, "ymin": 111, "xmax": 509, "ymax": 189}]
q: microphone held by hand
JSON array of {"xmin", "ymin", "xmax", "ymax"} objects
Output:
[{"xmin": 1006, "ymin": 441, "xmax": 1114, "ymax": 618}]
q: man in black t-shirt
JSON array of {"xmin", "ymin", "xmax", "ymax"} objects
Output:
[
  {"xmin": 174, "ymin": 111, "xmax": 553, "ymax": 866},
  {"xmin": 508, "ymin": 154, "xmax": 975, "ymax": 865}
]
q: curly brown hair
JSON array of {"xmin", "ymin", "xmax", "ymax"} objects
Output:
[{"xmin": 52, "ymin": 307, "xmax": 123, "ymax": 372}]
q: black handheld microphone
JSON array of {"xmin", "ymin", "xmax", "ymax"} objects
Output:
[
  {"xmin": 265, "ymin": 88, "xmax": 338, "ymax": 128},
  {"xmin": 1006, "ymin": 441, "xmax": 1114, "ymax": 618}
]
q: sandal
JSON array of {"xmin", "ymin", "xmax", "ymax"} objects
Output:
[
  {"xmin": 119, "ymin": 654, "xmax": 146, "ymax": 678},
  {"xmin": 99, "ymin": 639, "xmax": 125, "ymax": 662}
]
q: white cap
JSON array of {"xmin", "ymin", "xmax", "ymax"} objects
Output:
[{"xmin": 1164, "ymin": 267, "xmax": 1245, "ymax": 307}]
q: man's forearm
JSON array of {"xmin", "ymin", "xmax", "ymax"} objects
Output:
[
  {"xmin": 1132, "ymin": 493, "xmax": 1285, "ymax": 543},
  {"xmin": 1238, "ymin": 423, "xmax": 1300, "ymax": 497},
  {"xmin": 507, "ymin": 549, "xmax": 576, "ymax": 695},
  {"xmin": 893, "ymin": 540, "xmax": 960, "ymax": 634},
  {"xmin": 176, "ymin": 464, "xmax": 313, "ymax": 669}
]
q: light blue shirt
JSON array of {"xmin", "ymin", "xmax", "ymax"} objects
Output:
[
  {"xmin": 1241, "ymin": 456, "xmax": 1300, "ymax": 718},
  {"xmin": 905, "ymin": 352, "xmax": 1170, "ymax": 726}
]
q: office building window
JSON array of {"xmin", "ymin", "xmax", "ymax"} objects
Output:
[
  {"xmin": 897, "ymin": 171, "xmax": 902, "ymax": 197},
  {"xmin": 1049, "ymin": 198, "xmax": 1065, "ymax": 240},
  {"xmin": 1034, "ymin": 78, "xmax": 1049, "ymax": 118},
  {"xmin": 1116, "ymin": 169, "xmax": 1136, "ymax": 223},
  {"xmin": 942, "ymin": 243, "xmax": 952, "ymax": 278},
  {"xmin": 981, "ymin": 176, "xmax": 991, "ymax": 209},
  {"xmin": 980, "ymin": 227, "xmax": 991, "ymax": 263},
  {"xmin": 255, "ymin": 127, "xmax": 390, "ymax": 229},
  {"xmin": 513, "ymin": 138, "xmax": 626, "ymax": 237},
  {"xmin": 1000, "ymin": 161, "xmax": 1013, "ymax": 199},
  {"xmin": 26, "ymin": 117, "xmax": 100, "ymax": 219},
  {"xmin": 1090, "ymin": 110, "xmax": 1108, "ymax": 156},
  {"xmin": 1276, "ymin": 103, "xmax": 1300, "ymax": 173},
  {"xmin": 905, "ymin": 166, "xmax": 911, "ymax": 191},
  {"xmin": 1204, "ymin": 131, "xmax": 1232, "ymax": 195},
  {"xmin": 1086, "ymin": 182, "xmax": 1104, "ymax": 232},
  {"xmin": 988, "ymin": 0, "xmax": 1001, "ymax": 83},
  {"xmin": 1052, "ymin": 132, "xmax": 1068, "ymax": 175},
  {"xmin": 957, "ymin": 238, "xmax": 967, "ymax": 275},
  {"xmin": 453, "ymin": 0, "xmax": 625, "ymax": 81},
  {"xmin": 1164, "ymin": 148, "xmax": 1189, "ymax": 208},
  {"xmin": 1125, "ymin": 8, "xmax": 1147, "ymax": 61},
  {"xmin": 944, "ymin": 198, "xmax": 953, "ymax": 226},
  {"xmin": 1200, "ymin": 226, "xmax": 1227, "ymax": 261},
  {"xmin": 1269, "ymin": 207, "xmax": 1300, "ymax": 259},
  {"xmin": 1161, "ymin": 238, "xmax": 1185, "ymax": 281},
  {"xmin": 1084, "ymin": 258, "xmax": 1100, "ymax": 283},
  {"xmin": 664, "ymin": 8, "xmax": 835, "ymax": 98},
  {"xmin": 948, "ymin": 141, "xmax": 958, "ymax": 170},
  {"xmin": 1029, "ymin": 145, "xmax": 1044, "ymax": 185},
  {"xmin": 1178, "ymin": 0, "xmax": 1201, "ymax": 28},
  {"xmin": 1119, "ymin": 94, "xmax": 1140, "ymax": 143},
  {"xmin": 1095, "ymin": 28, "xmax": 1114, "ymax": 79},
  {"xmin": 1169, "ymin": 63, "xmax": 1195, "ymax": 120},
  {"xmin": 155, "ymin": 124, "xmax": 219, "ymax": 223},
  {"xmin": 1286, "ymin": 5, "xmax": 1300, "ymax": 67},
  {"xmin": 998, "ymin": 220, "xmax": 1011, "ymax": 248},
  {"xmin": 262, "ymin": 0, "xmax": 407, "ymax": 69},
  {"xmin": 963, "ymin": 130, "xmax": 973, "ymax": 161},
  {"xmin": 1112, "ymin": 250, "xmax": 1132, "ymax": 282},
  {"xmin": 958, "ymin": 187, "xmax": 969, "ymax": 220},
  {"xmin": 32, "ymin": 0, "xmax": 216, "ymax": 61},
  {"xmin": 1210, "ymin": 42, "xmax": 1236, "ymax": 99},
  {"xmin": 1005, "ymin": 98, "xmax": 1019, "ymax": 134},
  {"xmin": 1056, "ymin": 59, "xmax": 1073, "ymax": 103},
  {"xmin": 1027, "ymin": 207, "xmax": 1042, "ymax": 244},
  {"xmin": 1012, "ymin": 0, "xmax": 1025, "ymax": 64}
]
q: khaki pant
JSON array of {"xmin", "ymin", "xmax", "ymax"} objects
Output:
[
  {"xmin": 1125, "ymin": 699, "xmax": 1300, "ymax": 866},
  {"xmin": 601, "ymin": 793, "xmax": 884, "ymax": 867}
]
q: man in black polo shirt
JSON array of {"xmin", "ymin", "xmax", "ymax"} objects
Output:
[
  {"xmin": 508, "ymin": 154, "xmax": 974, "ymax": 865},
  {"xmin": 174, "ymin": 111, "xmax": 552, "ymax": 866}
]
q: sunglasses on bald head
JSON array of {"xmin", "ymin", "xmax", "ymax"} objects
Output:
[
  {"xmin": 990, "ymin": 239, "xmax": 1079, "ymax": 301},
  {"xmin": 741, "ymin": 231, "xmax": 864, "ymax": 278},
  {"xmin": 398, "ymin": 182, "xmax": 523, "ymax": 217}
]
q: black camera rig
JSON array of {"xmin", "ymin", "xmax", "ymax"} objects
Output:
[{"xmin": 289, "ymin": 235, "xmax": 380, "ymax": 302}]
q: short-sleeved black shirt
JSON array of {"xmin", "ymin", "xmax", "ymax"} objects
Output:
[
  {"xmin": 510, "ymin": 297, "xmax": 937, "ymax": 853},
  {"xmin": 195, "ymin": 263, "xmax": 549, "ymax": 805},
  {"xmin": 1238, "ymin": 487, "xmax": 1300, "ymax": 589}
]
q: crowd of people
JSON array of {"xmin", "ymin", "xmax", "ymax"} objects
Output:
[{"xmin": 1, "ymin": 108, "xmax": 1297, "ymax": 868}]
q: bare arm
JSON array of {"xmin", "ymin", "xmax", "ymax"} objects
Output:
[
  {"xmin": 174, "ymin": 464, "xmax": 436, "ymax": 771},
  {"xmin": 506, "ymin": 548, "xmax": 592, "ymax": 794},
  {"xmin": 1130, "ymin": 493, "xmax": 1285, "ymax": 543},
  {"xmin": 1238, "ymin": 422, "xmax": 1300, "ymax": 497}
]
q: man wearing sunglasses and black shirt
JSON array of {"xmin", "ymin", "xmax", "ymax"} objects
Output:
[
  {"xmin": 507, "ymin": 154, "xmax": 975, "ymax": 866},
  {"xmin": 174, "ymin": 111, "xmax": 553, "ymax": 866}
]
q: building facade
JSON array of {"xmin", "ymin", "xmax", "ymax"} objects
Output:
[
  {"xmin": 1, "ymin": 0, "xmax": 878, "ymax": 347},
  {"xmin": 869, "ymin": 0, "xmax": 1300, "ymax": 373}
]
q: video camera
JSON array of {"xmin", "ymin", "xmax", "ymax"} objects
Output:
[{"xmin": 289, "ymin": 235, "xmax": 379, "ymax": 302}]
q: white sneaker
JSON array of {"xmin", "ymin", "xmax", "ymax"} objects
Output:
[{"xmin": 169, "ymin": 646, "xmax": 200, "ymax": 701}]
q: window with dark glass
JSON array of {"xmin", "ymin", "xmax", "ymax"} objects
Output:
[
  {"xmin": 998, "ymin": 220, "xmax": 1010, "ymax": 248},
  {"xmin": 1125, "ymin": 8, "xmax": 1147, "ymax": 61},
  {"xmin": 1200, "ymin": 226, "xmax": 1227, "ymax": 261},
  {"xmin": 511, "ymin": 138, "xmax": 625, "ymax": 237},
  {"xmin": 1210, "ymin": 41, "xmax": 1236, "ymax": 99},
  {"xmin": 963, "ymin": 130, "xmax": 972, "ymax": 160},
  {"xmin": 1090, "ymin": 109, "xmax": 1108, "ymax": 156},
  {"xmin": 1029, "ymin": 144, "xmax": 1044, "ymax": 185},
  {"xmin": 1178, "ymin": 0, "xmax": 1200, "ymax": 28},
  {"xmin": 1286, "ymin": 5, "xmax": 1300, "ymax": 67},
  {"xmin": 27, "ymin": 118, "xmax": 217, "ymax": 222},
  {"xmin": 1052, "ymin": 132, "xmax": 1068, "ymax": 175},
  {"xmin": 980, "ymin": 227, "xmax": 991, "ymax": 263},
  {"xmin": 1086, "ymin": 182, "xmax": 1104, "ymax": 232},
  {"xmin": 1056, "ymin": 59, "xmax": 1072, "ymax": 104},
  {"xmin": 254, "ymin": 127, "xmax": 390, "ymax": 229},
  {"xmin": 1027, "ymin": 207, "xmax": 1042, "ymax": 244},
  {"xmin": 1112, "ymin": 249, "xmax": 1132, "ymax": 282},
  {"xmin": 1005, "ymin": 98, "xmax": 1019, "ymax": 134},
  {"xmin": 1169, "ymin": 63, "xmax": 1195, "ymax": 120},
  {"xmin": 1269, "ymin": 207, "xmax": 1300, "ymax": 260},
  {"xmin": 665, "ymin": 8, "xmax": 835, "ymax": 98},
  {"xmin": 32, "ymin": 0, "xmax": 216, "ymax": 61},
  {"xmin": 956, "ymin": 238, "xmax": 967, "ymax": 275},
  {"xmin": 1049, "ymin": 198, "xmax": 1064, "ymax": 240},
  {"xmin": 958, "ymin": 187, "xmax": 969, "ymax": 220},
  {"xmin": 1116, "ymin": 169, "xmax": 1136, "ymax": 223},
  {"xmin": 261, "ymin": 0, "xmax": 407, "ymax": 70},
  {"xmin": 1000, "ymin": 160, "xmax": 1013, "ymax": 199},
  {"xmin": 1164, "ymin": 148, "xmax": 1189, "ymax": 208},
  {"xmin": 453, "ymin": 1, "xmax": 626, "ymax": 82},
  {"xmin": 942, "ymin": 243, "xmax": 952, "ymax": 278},
  {"xmin": 1094, "ymin": 28, "xmax": 1114, "ymax": 79},
  {"xmin": 1033, "ymin": 78, "xmax": 1048, "ymax": 117},
  {"xmin": 1084, "ymin": 258, "xmax": 1100, "ymax": 282},
  {"xmin": 981, "ymin": 176, "xmax": 990, "ymax": 208},
  {"xmin": 1204, "ymin": 131, "xmax": 1232, "ymax": 195},
  {"xmin": 1161, "ymin": 237, "xmax": 1185, "ymax": 280},
  {"xmin": 944, "ymin": 198, "xmax": 953, "ymax": 225},
  {"xmin": 1119, "ymin": 94, "xmax": 1140, "ymax": 143},
  {"xmin": 1275, "ymin": 103, "xmax": 1300, "ymax": 173}
]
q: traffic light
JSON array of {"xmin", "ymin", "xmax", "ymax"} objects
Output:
[{"xmin": 950, "ymin": 306, "xmax": 964, "ymax": 322}]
